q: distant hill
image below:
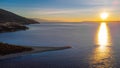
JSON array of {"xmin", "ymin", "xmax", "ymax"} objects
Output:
[
  {"xmin": 0, "ymin": 9, "xmax": 39, "ymax": 24},
  {"xmin": 33, "ymin": 18, "xmax": 63, "ymax": 23},
  {"xmin": 0, "ymin": 9, "xmax": 39, "ymax": 33}
]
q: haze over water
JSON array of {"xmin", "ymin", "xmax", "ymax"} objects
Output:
[{"xmin": 0, "ymin": 22, "xmax": 120, "ymax": 68}]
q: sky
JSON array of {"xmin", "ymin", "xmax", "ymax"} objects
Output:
[{"xmin": 0, "ymin": 0, "xmax": 120, "ymax": 22}]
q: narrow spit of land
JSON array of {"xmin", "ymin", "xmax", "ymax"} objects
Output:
[{"xmin": 0, "ymin": 42, "xmax": 71, "ymax": 60}]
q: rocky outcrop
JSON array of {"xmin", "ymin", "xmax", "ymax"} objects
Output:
[
  {"xmin": 0, "ymin": 22, "xmax": 28, "ymax": 33},
  {"xmin": 0, "ymin": 9, "xmax": 39, "ymax": 33}
]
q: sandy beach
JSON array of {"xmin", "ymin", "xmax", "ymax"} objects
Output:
[{"xmin": 0, "ymin": 46, "xmax": 71, "ymax": 60}]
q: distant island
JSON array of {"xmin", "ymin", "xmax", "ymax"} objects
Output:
[{"xmin": 0, "ymin": 9, "xmax": 39, "ymax": 33}]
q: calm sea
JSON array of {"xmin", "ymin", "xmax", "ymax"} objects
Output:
[{"xmin": 0, "ymin": 22, "xmax": 120, "ymax": 68}]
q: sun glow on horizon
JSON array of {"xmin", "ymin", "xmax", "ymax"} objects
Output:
[{"xmin": 100, "ymin": 12, "xmax": 109, "ymax": 20}]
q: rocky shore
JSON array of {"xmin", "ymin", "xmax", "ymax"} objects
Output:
[{"xmin": 0, "ymin": 22, "xmax": 28, "ymax": 33}]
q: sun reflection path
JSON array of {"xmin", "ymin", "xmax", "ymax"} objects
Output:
[
  {"xmin": 90, "ymin": 22, "xmax": 114, "ymax": 68},
  {"xmin": 97, "ymin": 22, "xmax": 110, "ymax": 47}
]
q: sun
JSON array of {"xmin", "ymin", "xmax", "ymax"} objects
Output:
[{"xmin": 100, "ymin": 12, "xmax": 109, "ymax": 20}]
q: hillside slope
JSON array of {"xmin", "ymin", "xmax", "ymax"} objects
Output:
[
  {"xmin": 0, "ymin": 9, "xmax": 39, "ymax": 33},
  {"xmin": 0, "ymin": 9, "xmax": 39, "ymax": 24}
]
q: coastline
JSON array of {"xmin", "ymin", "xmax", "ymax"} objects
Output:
[
  {"xmin": 0, "ymin": 9, "xmax": 72, "ymax": 60},
  {"xmin": 0, "ymin": 46, "xmax": 71, "ymax": 60}
]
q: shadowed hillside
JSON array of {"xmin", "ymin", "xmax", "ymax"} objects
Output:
[
  {"xmin": 0, "ymin": 9, "xmax": 39, "ymax": 24},
  {"xmin": 0, "ymin": 9, "xmax": 39, "ymax": 33}
]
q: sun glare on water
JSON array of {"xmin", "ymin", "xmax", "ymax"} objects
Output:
[{"xmin": 97, "ymin": 22, "xmax": 109, "ymax": 46}]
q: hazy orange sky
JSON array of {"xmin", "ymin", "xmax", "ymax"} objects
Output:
[{"xmin": 1, "ymin": 0, "xmax": 120, "ymax": 22}]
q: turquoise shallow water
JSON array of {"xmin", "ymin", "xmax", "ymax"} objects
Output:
[{"xmin": 0, "ymin": 23, "xmax": 120, "ymax": 68}]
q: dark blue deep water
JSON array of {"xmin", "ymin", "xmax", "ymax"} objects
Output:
[{"xmin": 0, "ymin": 22, "xmax": 120, "ymax": 68}]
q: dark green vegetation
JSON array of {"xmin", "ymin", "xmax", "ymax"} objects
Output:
[
  {"xmin": 0, "ymin": 43, "xmax": 33, "ymax": 56},
  {"xmin": 0, "ymin": 9, "xmax": 39, "ymax": 33}
]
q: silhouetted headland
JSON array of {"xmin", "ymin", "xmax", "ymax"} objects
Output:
[{"xmin": 0, "ymin": 9, "xmax": 39, "ymax": 33}]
